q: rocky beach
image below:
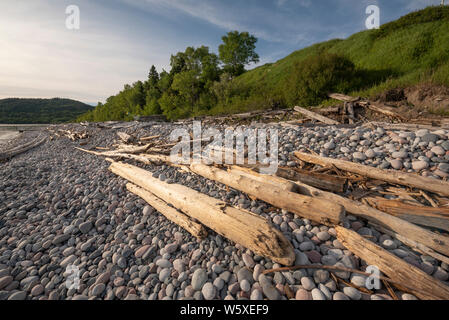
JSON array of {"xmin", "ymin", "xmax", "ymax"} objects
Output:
[{"xmin": 0, "ymin": 120, "xmax": 449, "ymax": 301}]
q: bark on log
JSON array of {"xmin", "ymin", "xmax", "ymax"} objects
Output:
[
  {"xmin": 190, "ymin": 163, "xmax": 346, "ymax": 226},
  {"xmin": 109, "ymin": 161, "xmax": 295, "ymax": 266},
  {"xmin": 276, "ymin": 167, "xmax": 346, "ymax": 193},
  {"xmin": 336, "ymin": 226, "xmax": 449, "ymax": 300},
  {"xmin": 293, "ymin": 106, "xmax": 340, "ymax": 125},
  {"xmin": 366, "ymin": 198, "xmax": 449, "ymax": 232},
  {"xmin": 294, "ymin": 151, "xmax": 449, "ymax": 197},
  {"xmin": 126, "ymin": 183, "xmax": 207, "ymax": 239},
  {"xmin": 262, "ymin": 167, "xmax": 449, "ymax": 257}
]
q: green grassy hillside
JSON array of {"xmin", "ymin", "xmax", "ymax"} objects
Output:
[
  {"xmin": 221, "ymin": 5, "xmax": 449, "ymax": 113},
  {"xmin": 0, "ymin": 98, "xmax": 93, "ymax": 124}
]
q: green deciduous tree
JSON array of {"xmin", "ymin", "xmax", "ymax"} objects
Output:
[{"xmin": 218, "ymin": 31, "xmax": 259, "ymax": 77}]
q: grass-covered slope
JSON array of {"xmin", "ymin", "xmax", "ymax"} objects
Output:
[
  {"xmin": 221, "ymin": 6, "xmax": 449, "ymax": 112},
  {"xmin": 0, "ymin": 98, "xmax": 93, "ymax": 124}
]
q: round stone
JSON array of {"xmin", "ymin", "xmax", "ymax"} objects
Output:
[
  {"xmin": 343, "ymin": 286, "xmax": 361, "ymax": 300},
  {"xmin": 412, "ymin": 160, "xmax": 429, "ymax": 171},
  {"xmin": 300, "ymin": 277, "xmax": 316, "ymax": 290},
  {"xmin": 317, "ymin": 231, "xmax": 330, "ymax": 241},
  {"xmin": 390, "ymin": 160, "xmax": 403, "ymax": 170},
  {"xmin": 333, "ymin": 292, "xmax": 350, "ymax": 300},
  {"xmin": 295, "ymin": 288, "xmax": 312, "ymax": 300},
  {"xmin": 353, "ymin": 152, "xmax": 366, "ymax": 161},
  {"xmin": 201, "ymin": 282, "xmax": 216, "ymax": 300},
  {"xmin": 311, "ymin": 288, "xmax": 326, "ymax": 300},
  {"xmin": 240, "ymin": 279, "xmax": 251, "ymax": 292},
  {"xmin": 250, "ymin": 289, "xmax": 263, "ymax": 300},
  {"xmin": 192, "ymin": 268, "xmax": 208, "ymax": 291}
]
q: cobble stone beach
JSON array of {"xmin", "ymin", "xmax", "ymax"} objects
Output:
[{"xmin": 1, "ymin": 121, "xmax": 449, "ymax": 301}]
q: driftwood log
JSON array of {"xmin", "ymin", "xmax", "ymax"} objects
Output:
[
  {"xmin": 294, "ymin": 151, "xmax": 449, "ymax": 197},
  {"xmin": 293, "ymin": 106, "xmax": 340, "ymax": 125},
  {"xmin": 109, "ymin": 161, "xmax": 296, "ymax": 266},
  {"xmin": 190, "ymin": 163, "xmax": 346, "ymax": 226},
  {"xmin": 336, "ymin": 226, "xmax": 449, "ymax": 300},
  {"xmin": 0, "ymin": 135, "xmax": 47, "ymax": 161},
  {"xmin": 126, "ymin": 183, "xmax": 208, "ymax": 239}
]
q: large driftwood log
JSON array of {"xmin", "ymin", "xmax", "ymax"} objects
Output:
[
  {"xmin": 294, "ymin": 151, "xmax": 449, "ymax": 197},
  {"xmin": 190, "ymin": 163, "xmax": 345, "ymax": 226},
  {"xmin": 336, "ymin": 226, "xmax": 449, "ymax": 300},
  {"xmin": 363, "ymin": 121, "xmax": 448, "ymax": 131},
  {"xmin": 126, "ymin": 183, "xmax": 207, "ymax": 239},
  {"xmin": 366, "ymin": 198, "xmax": 449, "ymax": 232},
  {"xmin": 236, "ymin": 166, "xmax": 449, "ymax": 257},
  {"xmin": 293, "ymin": 106, "xmax": 340, "ymax": 125},
  {"xmin": 0, "ymin": 135, "xmax": 47, "ymax": 161},
  {"xmin": 109, "ymin": 161, "xmax": 295, "ymax": 266}
]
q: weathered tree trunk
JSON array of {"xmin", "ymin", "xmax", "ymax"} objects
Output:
[
  {"xmin": 0, "ymin": 135, "xmax": 47, "ymax": 161},
  {"xmin": 294, "ymin": 151, "xmax": 449, "ymax": 197},
  {"xmin": 336, "ymin": 226, "xmax": 449, "ymax": 300},
  {"xmin": 109, "ymin": 161, "xmax": 296, "ymax": 266},
  {"xmin": 294, "ymin": 106, "xmax": 340, "ymax": 125},
  {"xmin": 126, "ymin": 183, "xmax": 208, "ymax": 239},
  {"xmin": 190, "ymin": 163, "xmax": 346, "ymax": 226}
]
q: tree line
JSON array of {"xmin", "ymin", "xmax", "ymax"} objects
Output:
[{"xmin": 78, "ymin": 31, "xmax": 260, "ymax": 121}]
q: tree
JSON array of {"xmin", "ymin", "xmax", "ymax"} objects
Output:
[
  {"xmin": 218, "ymin": 31, "xmax": 259, "ymax": 77},
  {"xmin": 148, "ymin": 65, "xmax": 159, "ymax": 88}
]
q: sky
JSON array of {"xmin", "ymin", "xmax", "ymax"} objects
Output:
[{"xmin": 0, "ymin": 0, "xmax": 443, "ymax": 105}]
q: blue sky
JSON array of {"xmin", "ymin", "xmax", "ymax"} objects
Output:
[{"xmin": 0, "ymin": 0, "xmax": 442, "ymax": 104}]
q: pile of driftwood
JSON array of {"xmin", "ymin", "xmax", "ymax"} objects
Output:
[
  {"xmin": 48, "ymin": 128, "xmax": 89, "ymax": 142},
  {"xmin": 76, "ymin": 131, "xmax": 449, "ymax": 300},
  {"xmin": 0, "ymin": 134, "xmax": 47, "ymax": 161}
]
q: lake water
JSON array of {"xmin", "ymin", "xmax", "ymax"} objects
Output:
[
  {"xmin": 0, "ymin": 124, "xmax": 49, "ymax": 131},
  {"xmin": 0, "ymin": 124, "xmax": 48, "ymax": 145}
]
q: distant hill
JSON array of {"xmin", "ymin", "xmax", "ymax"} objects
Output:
[{"xmin": 0, "ymin": 98, "xmax": 94, "ymax": 124}]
